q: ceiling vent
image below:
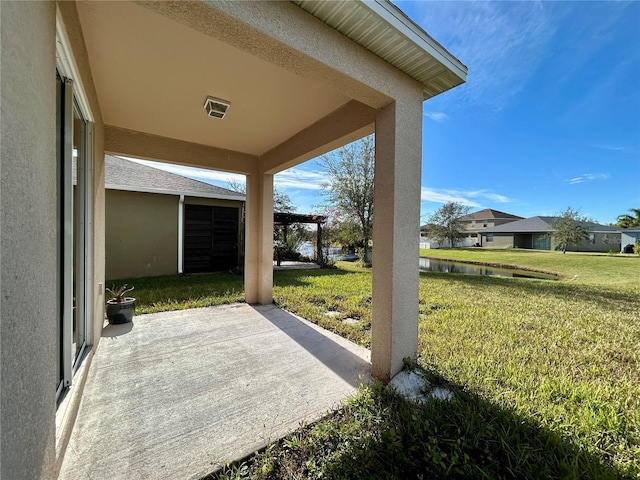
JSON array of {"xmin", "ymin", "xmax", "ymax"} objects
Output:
[{"xmin": 204, "ymin": 96, "xmax": 230, "ymax": 119}]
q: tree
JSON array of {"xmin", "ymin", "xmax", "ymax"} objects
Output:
[
  {"xmin": 615, "ymin": 208, "xmax": 640, "ymax": 228},
  {"xmin": 426, "ymin": 202, "xmax": 471, "ymax": 247},
  {"xmin": 227, "ymin": 179, "xmax": 295, "ymax": 213},
  {"xmin": 318, "ymin": 135, "xmax": 374, "ymax": 265},
  {"xmin": 551, "ymin": 207, "xmax": 590, "ymax": 254}
]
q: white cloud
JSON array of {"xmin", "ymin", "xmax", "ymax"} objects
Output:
[
  {"xmin": 423, "ymin": 112, "xmax": 448, "ymax": 122},
  {"xmin": 127, "ymin": 158, "xmax": 245, "ymax": 185},
  {"xmin": 410, "ymin": 1, "xmax": 557, "ymax": 111},
  {"xmin": 567, "ymin": 173, "xmax": 610, "ymax": 184},
  {"xmin": 464, "ymin": 189, "xmax": 511, "ymax": 203},
  {"xmin": 591, "ymin": 144, "xmax": 624, "ymax": 152},
  {"xmin": 420, "ymin": 187, "xmax": 511, "ymax": 207},
  {"xmin": 275, "ymin": 168, "xmax": 325, "ymax": 190},
  {"xmin": 128, "ymin": 158, "xmax": 327, "ymax": 192}
]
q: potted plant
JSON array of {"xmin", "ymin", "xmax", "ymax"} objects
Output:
[{"xmin": 105, "ymin": 284, "xmax": 135, "ymax": 324}]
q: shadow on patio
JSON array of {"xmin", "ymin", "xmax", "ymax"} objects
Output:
[{"xmin": 58, "ymin": 304, "xmax": 371, "ymax": 480}]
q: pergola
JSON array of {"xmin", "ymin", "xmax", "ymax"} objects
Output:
[{"xmin": 274, "ymin": 212, "xmax": 327, "ymax": 266}]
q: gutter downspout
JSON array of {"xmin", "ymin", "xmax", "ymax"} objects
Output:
[{"xmin": 178, "ymin": 195, "xmax": 184, "ymax": 274}]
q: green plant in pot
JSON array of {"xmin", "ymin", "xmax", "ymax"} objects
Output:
[{"xmin": 105, "ymin": 284, "xmax": 135, "ymax": 324}]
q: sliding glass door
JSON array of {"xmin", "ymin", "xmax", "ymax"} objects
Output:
[{"xmin": 56, "ymin": 71, "xmax": 93, "ymax": 402}]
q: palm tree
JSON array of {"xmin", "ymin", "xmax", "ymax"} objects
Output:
[{"xmin": 616, "ymin": 208, "xmax": 640, "ymax": 228}]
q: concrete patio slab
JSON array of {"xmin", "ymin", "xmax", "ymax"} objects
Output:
[{"xmin": 58, "ymin": 304, "xmax": 371, "ymax": 480}]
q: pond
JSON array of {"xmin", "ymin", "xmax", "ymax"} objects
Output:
[
  {"xmin": 419, "ymin": 257, "xmax": 559, "ymax": 280},
  {"xmin": 298, "ymin": 242, "xmax": 360, "ymax": 261}
]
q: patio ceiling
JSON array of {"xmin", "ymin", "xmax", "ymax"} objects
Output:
[
  {"xmin": 75, "ymin": 1, "xmax": 467, "ymax": 173},
  {"xmin": 76, "ymin": 1, "xmax": 351, "ymax": 157}
]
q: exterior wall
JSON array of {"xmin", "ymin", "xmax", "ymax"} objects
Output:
[
  {"xmin": 564, "ymin": 232, "xmax": 621, "ymax": 252},
  {"xmin": 621, "ymin": 231, "xmax": 640, "ymax": 251},
  {"xmin": 106, "ymin": 190, "xmax": 178, "ymax": 279},
  {"xmin": 105, "ymin": 192, "xmax": 244, "ymax": 280},
  {"xmin": 54, "ymin": 3, "xmax": 107, "ymax": 476},
  {"xmin": 482, "ymin": 232, "xmax": 621, "ymax": 252},
  {"xmin": 481, "ymin": 234, "xmax": 514, "ymax": 248},
  {"xmin": 464, "ymin": 218, "xmax": 519, "ymax": 236},
  {"xmin": 1, "ymin": 2, "xmax": 58, "ymax": 478}
]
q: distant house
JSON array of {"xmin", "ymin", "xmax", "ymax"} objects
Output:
[
  {"xmin": 621, "ymin": 226, "xmax": 640, "ymax": 253},
  {"xmin": 479, "ymin": 216, "xmax": 621, "ymax": 251},
  {"xmin": 420, "ymin": 208, "xmax": 522, "ymax": 248},
  {"xmin": 106, "ymin": 156, "xmax": 245, "ymax": 279},
  {"xmin": 457, "ymin": 209, "xmax": 524, "ymax": 246}
]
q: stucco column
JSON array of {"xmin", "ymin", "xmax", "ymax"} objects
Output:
[
  {"xmin": 244, "ymin": 172, "xmax": 274, "ymax": 304},
  {"xmin": 371, "ymin": 97, "xmax": 422, "ymax": 381}
]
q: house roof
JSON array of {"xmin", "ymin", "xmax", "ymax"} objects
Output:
[
  {"xmin": 623, "ymin": 226, "xmax": 640, "ymax": 232},
  {"xmin": 483, "ymin": 216, "xmax": 621, "ymax": 234},
  {"xmin": 458, "ymin": 209, "xmax": 524, "ymax": 221},
  {"xmin": 293, "ymin": 0, "xmax": 468, "ymax": 100},
  {"xmin": 105, "ymin": 156, "xmax": 245, "ymax": 201}
]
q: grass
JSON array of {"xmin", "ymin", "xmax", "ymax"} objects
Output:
[
  {"xmin": 106, "ymin": 272, "xmax": 244, "ymax": 314},
  {"xmin": 109, "ymin": 250, "xmax": 640, "ymax": 479},
  {"xmin": 420, "ymin": 247, "xmax": 640, "ymax": 288}
]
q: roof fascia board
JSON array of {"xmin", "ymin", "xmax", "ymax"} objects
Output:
[
  {"xmin": 106, "ymin": 184, "xmax": 245, "ymax": 202},
  {"xmin": 361, "ymin": 1, "xmax": 468, "ymax": 81}
]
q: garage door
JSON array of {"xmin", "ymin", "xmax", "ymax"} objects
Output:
[{"xmin": 184, "ymin": 204, "xmax": 239, "ymax": 273}]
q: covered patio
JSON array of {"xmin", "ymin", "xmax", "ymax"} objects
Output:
[
  {"xmin": 59, "ymin": 304, "xmax": 371, "ymax": 479},
  {"xmin": 1, "ymin": 1, "xmax": 466, "ymax": 477},
  {"xmin": 79, "ymin": 0, "xmax": 466, "ymax": 380}
]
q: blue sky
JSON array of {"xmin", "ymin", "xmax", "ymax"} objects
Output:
[{"xmin": 134, "ymin": 1, "xmax": 639, "ymax": 225}]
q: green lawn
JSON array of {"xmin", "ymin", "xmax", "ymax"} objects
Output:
[
  {"xmin": 420, "ymin": 247, "xmax": 639, "ymax": 288},
  {"xmin": 111, "ymin": 250, "xmax": 639, "ymax": 479}
]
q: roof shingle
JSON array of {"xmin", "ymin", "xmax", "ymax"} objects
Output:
[
  {"xmin": 105, "ymin": 156, "xmax": 244, "ymax": 200},
  {"xmin": 458, "ymin": 208, "xmax": 524, "ymax": 221}
]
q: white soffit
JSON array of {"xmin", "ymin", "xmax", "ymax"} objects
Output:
[{"xmin": 292, "ymin": 0, "xmax": 468, "ymax": 100}]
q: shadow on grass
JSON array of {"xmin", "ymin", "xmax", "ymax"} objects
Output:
[
  {"xmin": 205, "ymin": 371, "xmax": 631, "ymax": 480},
  {"xmin": 420, "ymin": 271, "xmax": 639, "ymax": 314}
]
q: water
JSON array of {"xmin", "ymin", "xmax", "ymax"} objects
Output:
[
  {"xmin": 298, "ymin": 242, "xmax": 359, "ymax": 261},
  {"xmin": 419, "ymin": 257, "xmax": 558, "ymax": 280}
]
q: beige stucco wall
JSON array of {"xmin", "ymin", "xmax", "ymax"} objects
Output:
[
  {"xmin": 1, "ymin": 2, "xmax": 58, "ymax": 478},
  {"xmin": 105, "ymin": 192, "xmax": 245, "ymax": 280},
  {"xmin": 106, "ymin": 190, "xmax": 178, "ymax": 280},
  {"xmin": 371, "ymin": 89, "xmax": 423, "ymax": 380}
]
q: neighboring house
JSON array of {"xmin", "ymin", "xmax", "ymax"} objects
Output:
[
  {"xmin": 419, "ymin": 208, "xmax": 523, "ymax": 248},
  {"xmin": 105, "ymin": 156, "xmax": 245, "ymax": 279},
  {"xmin": 621, "ymin": 226, "xmax": 640, "ymax": 253},
  {"xmin": 480, "ymin": 216, "xmax": 621, "ymax": 251},
  {"xmin": 457, "ymin": 209, "xmax": 524, "ymax": 245},
  {"xmin": 2, "ymin": 2, "xmax": 466, "ymax": 477}
]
